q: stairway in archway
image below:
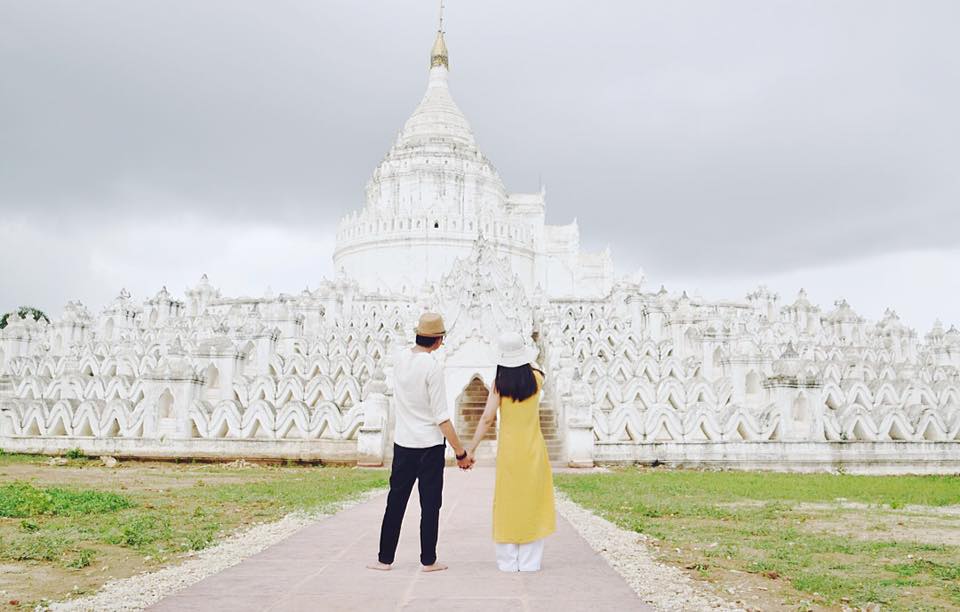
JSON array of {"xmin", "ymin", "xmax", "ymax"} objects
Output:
[
  {"xmin": 456, "ymin": 376, "xmax": 563, "ymax": 462},
  {"xmin": 456, "ymin": 377, "xmax": 496, "ymax": 461},
  {"xmin": 538, "ymin": 396, "xmax": 564, "ymax": 462}
]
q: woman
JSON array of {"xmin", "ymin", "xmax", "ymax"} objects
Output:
[{"xmin": 467, "ymin": 331, "xmax": 556, "ymax": 572}]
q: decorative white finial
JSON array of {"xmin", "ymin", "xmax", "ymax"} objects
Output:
[{"xmin": 431, "ymin": 0, "xmax": 449, "ymax": 69}]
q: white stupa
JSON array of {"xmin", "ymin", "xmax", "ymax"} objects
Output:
[{"xmin": 333, "ymin": 28, "xmax": 613, "ymax": 298}]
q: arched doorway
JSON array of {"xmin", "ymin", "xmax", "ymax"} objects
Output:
[
  {"xmin": 456, "ymin": 376, "xmax": 496, "ymax": 453},
  {"xmin": 745, "ymin": 371, "xmax": 762, "ymax": 404},
  {"xmin": 204, "ymin": 364, "xmax": 221, "ymax": 403},
  {"xmin": 158, "ymin": 389, "xmax": 175, "ymax": 419},
  {"xmin": 792, "ymin": 394, "xmax": 809, "ymax": 422}
]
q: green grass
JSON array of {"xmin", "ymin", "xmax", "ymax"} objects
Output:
[
  {"xmin": 555, "ymin": 469, "xmax": 960, "ymax": 611},
  {"xmin": 0, "ymin": 482, "xmax": 133, "ymax": 518},
  {"xmin": 0, "ymin": 451, "xmax": 51, "ymax": 464},
  {"xmin": 0, "ymin": 463, "xmax": 387, "ymax": 569},
  {"xmin": 557, "ymin": 469, "xmax": 960, "ymax": 508}
]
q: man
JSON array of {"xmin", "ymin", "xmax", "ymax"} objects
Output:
[{"xmin": 367, "ymin": 312, "xmax": 473, "ymax": 573}]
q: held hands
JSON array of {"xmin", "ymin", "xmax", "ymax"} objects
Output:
[{"xmin": 456, "ymin": 449, "xmax": 476, "ymax": 471}]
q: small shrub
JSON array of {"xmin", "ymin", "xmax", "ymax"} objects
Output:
[
  {"xmin": 65, "ymin": 448, "xmax": 85, "ymax": 460},
  {"xmin": 66, "ymin": 549, "xmax": 95, "ymax": 569},
  {"xmin": 19, "ymin": 519, "xmax": 39, "ymax": 532},
  {"xmin": 184, "ymin": 521, "xmax": 220, "ymax": 551},
  {"xmin": 111, "ymin": 513, "xmax": 172, "ymax": 549}
]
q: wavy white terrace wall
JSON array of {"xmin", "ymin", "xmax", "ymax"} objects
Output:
[{"xmin": 1, "ymin": 251, "xmax": 959, "ymax": 473}]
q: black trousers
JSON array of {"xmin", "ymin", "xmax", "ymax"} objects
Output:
[{"xmin": 377, "ymin": 442, "xmax": 445, "ymax": 566}]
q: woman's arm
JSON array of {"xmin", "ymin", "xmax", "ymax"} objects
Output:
[{"xmin": 468, "ymin": 386, "xmax": 499, "ymax": 455}]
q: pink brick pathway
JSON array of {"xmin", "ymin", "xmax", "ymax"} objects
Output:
[{"xmin": 150, "ymin": 468, "xmax": 650, "ymax": 611}]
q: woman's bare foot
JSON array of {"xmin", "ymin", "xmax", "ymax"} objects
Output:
[
  {"xmin": 421, "ymin": 562, "xmax": 448, "ymax": 573},
  {"xmin": 366, "ymin": 561, "xmax": 392, "ymax": 571}
]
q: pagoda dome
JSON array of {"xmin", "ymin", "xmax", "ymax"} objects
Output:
[
  {"xmin": 396, "ymin": 37, "xmax": 477, "ymax": 150},
  {"xmin": 359, "ymin": 28, "xmax": 506, "ymax": 218}
]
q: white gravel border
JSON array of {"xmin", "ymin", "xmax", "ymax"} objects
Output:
[
  {"xmin": 45, "ymin": 488, "xmax": 386, "ymax": 612},
  {"xmin": 555, "ymin": 492, "xmax": 745, "ymax": 612}
]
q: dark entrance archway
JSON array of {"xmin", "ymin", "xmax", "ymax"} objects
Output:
[{"xmin": 456, "ymin": 375, "xmax": 496, "ymax": 454}]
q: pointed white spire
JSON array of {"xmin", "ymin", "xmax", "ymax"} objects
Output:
[{"xmin": 431, "ymin": 0, "xmax": 448, "ymax": 69}]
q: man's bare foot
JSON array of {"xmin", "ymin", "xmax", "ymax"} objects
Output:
[
  {"xmin": 366, "ymin": 561, "xmax": 392, "ymax": 571},
  {"xmin": 421, "ymin": 562, "xmax": 448, "ymax": 573}
]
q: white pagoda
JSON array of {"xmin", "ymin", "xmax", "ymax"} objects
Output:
[
  {"xmin": 334, "ymin": 29, "xmax": 613, "ymax": 298},
  {"xmin": 1, "ymin": 21, "xmax": 958, "ymax": 473}
]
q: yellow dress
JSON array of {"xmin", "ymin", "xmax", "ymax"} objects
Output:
[{"xmin": 493, "ymin": 371, "xmax": 556, "ymax": 544}]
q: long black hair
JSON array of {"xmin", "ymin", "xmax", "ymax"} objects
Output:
[{"xmin": 494, "ymin": 364, "xmax": 545, "ymax": 402}]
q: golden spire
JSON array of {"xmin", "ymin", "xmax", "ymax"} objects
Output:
[{"xmin": 430, "ymin": 0, "xmax": 448, "ymax": 69}]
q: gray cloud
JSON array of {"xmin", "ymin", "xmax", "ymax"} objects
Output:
[{"xmin": 1, "ymin": 0, "xmax": 958, "ymax": 326}]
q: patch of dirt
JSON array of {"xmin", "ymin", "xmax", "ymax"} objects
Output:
[
  {"xmin": 654, "ymin": 545, "xmax": 826, "ymax": 612},
  {"xmin": 715, "ymin": 499, "xmax": 960, "ymax": 547},
  {"xmin": 719, "ymin": 499, "xmax": 960, "ymax": 517},
  {"xmin": 800, "ymin": 500, "xmax": 960, "ymax": 518},
  {"xmin": 0, "ymin": 546, "xmax": 149, "ymax": 610},
  {"xmin": 0, "ymin": 461, "xmax": 265, "ymax": 492},
  {"xmin": 803, "ymin": 513, "xmax": 960, "ymax": 546}
]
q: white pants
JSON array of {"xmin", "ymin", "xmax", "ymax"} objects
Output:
[{"xmin": 495, "ymin": 539, "xmax": 545, "ymax": 572}]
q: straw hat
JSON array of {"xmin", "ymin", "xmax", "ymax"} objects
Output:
[
  {"xmin": 493, "ymin": 332, "xmax": 539, "ymax": 368},
  {"xmin": 415, "ymin": 312, "xmax": 446, "ymax": 338}
]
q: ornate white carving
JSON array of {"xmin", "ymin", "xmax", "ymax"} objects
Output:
[{"xmin": 431, "ymin": 234, "xmax": 534, "ymax": 351}]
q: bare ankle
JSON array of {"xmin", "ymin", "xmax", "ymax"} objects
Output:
[
  {"xmin": 421, "ymin": 562, "xmax": 448, "ymax": 573},
  {"xmin": 367, "ymin": 561, "xmax": 392, "ymax": 571}
]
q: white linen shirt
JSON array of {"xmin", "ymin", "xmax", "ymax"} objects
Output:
[{"xmin": 392, "ymin": 347, "xmax": 452, "ymax": 448}]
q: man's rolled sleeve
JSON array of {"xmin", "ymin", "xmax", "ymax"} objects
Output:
[{"xmin": 427, "ymin": 360, "xmax": 452, "ymax": 425}]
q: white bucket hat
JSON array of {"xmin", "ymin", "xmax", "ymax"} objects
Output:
[{"xmin": 493, "ymin": 332, "xmax": 539, "ymax": 368}]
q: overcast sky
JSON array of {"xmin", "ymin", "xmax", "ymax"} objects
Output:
[{"xmin": 1, "ymin": 0, "xmax": 958, "ymax": 332}]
